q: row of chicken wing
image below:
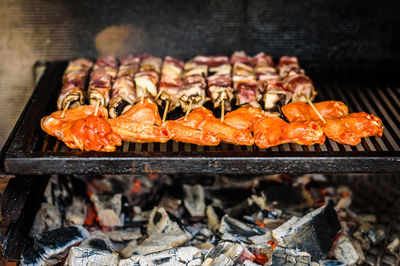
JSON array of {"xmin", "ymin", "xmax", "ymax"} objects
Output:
[{"xmin": 41, "ymin": 99, "xmax": 383, "ymax": 152}]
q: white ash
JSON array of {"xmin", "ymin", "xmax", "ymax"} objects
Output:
[
  {"xmin": 105, "ymin": 228, "xmax": 142, "ymax": 242},
  {"xmin": 183, "ymin": 184, "xmax": 206, "ymax": 217},
  {"xmin": 30, "ymin": 203, "xmax": 62, "ymax": 236},
  {"xmin": 202, "ymin": 241, "xmax": 255, "ymax": 266},
  {"xmin": 65, "ymin": 247, "xmax": 119, "ymax": 266},
  {"xmin": 80, "ymin": 232, "xmax": 116, "ymax": 253},
  {"xmin": 333, "ymin": 234, "xmax": 360, "ymax": 265},
  {"xmin": 158, "ymin": 193, "xmax": 183, "ymax": 217},
  {"xmin": 65, "ymin": 197, "xmax": 86, "ymax": 226},
  {"xmin": 120, "ymin": 246, "xmax": 202, "ymax": 266},
  {"xmin": 268, "ymin": 246, "xmax": 311, "ymax": 266},
  {"xmin": 206, "ymin": 205, "xmax": 221, "ymax": 232},
  {"xmin": 387, "ymin": 238, "xmax": 400, "ymax": 254},
  {"xmin": 90, "ymin": 194, "xmax": 123, "ymax": 227}
]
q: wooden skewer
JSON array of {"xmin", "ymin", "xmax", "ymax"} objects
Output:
[
  {"xmin": 140, "ymin": 92, "xmax": 145, "ymax": 104},
  {"xmin": 60, "ymin": 100, "xmax": 71, "ymax": 118},
  {"xmin": 302, "ymin": 93, "xmax": 326, "ymax": 124},
  {"xmin": 184, "ymin": 99, "xmax": 192, "ymax": 121},
  {"xmin": 94, "ymin": 99, "xmax": 100, "ymax": 116},
  {"xmin": 162, "ymin": 100, "xmax": 170, "ymax": 123},
  {"xmin": 221, "ymin": 99, "xmax": 225, "ymax": 122}
]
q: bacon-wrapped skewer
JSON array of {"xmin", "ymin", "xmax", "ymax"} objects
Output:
[
  {"xmin": 135, "ymin": 55, "xmax": 162, "ymax": 101},
  {"xmin": 206, "ymin": 56, "xmax": 233, "ymax": 121},
  {"xmin": 277, "ymin": 56, "xmax": 316, "ymax": 102},
  {"xmin": 177, "ymin": 59, "xmax": 208, "ymax": 115},
  {"xmin": 231, "ymin": 51, "xmax": 262, "ymax": 109},
  {"xmin": 108, "ymin": 56, "xmax": 140, "ymax": 118},
  {"xmin": 57, "ymin": 58, "xmax": 93, "ymax": 116},
  {"xmin": 250, "ymin": 53, "xmax": 292, "ymax": 115},
  {"xmin": 89, "ymin": 56, "xmax": 118, "ymax": 112},
  {"xmin": 155, "ymin": 56, "xmax": 184, "ymax": 121}
]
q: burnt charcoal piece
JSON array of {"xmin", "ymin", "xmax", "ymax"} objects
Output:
[
  {"xmin": 272, "ymin": 202, "xmax": 341, "ymax": 261},
  {"xmin": 183, "ymin": 184, "xmax": 206, "ymax": 218},
  {"xmin": 21, "ymin": 226, "xmax": 89, "ymax": 265},
  {"xmin": 271, "ymin": 246, "xmax": 311, "ymax": 266},
  {"xmin": 80, "ymin": 232, "xmax": 116, "ymax": 253},
  {"xmin": 219, "ymin": 215, "xmax": 265, "ymax": 238},
  {"xmin": 90, "ymin": 194, "xmax": 122, "ymax": 227},
  {"xmin": 65, "ymin": 247, "xmax": 119, "ymax": 266},
  {"xmin": 120, "ymin": 247, "xmax": 202, "ymax": 266},
  {"xmin": 105, "ymin": 228, "xmax": 142, "ymax": 242},
  {"xmin": 65, "ymin": 197, "xmax": 86, "ymax": 226}
]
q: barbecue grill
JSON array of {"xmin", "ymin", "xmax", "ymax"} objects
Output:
[
  {"xmin": 2, "ymin": 61, "xmax": 399, "ymax": 175},
  {"xmin": 1, "ymin": 0, "xmax": 400, "ymax": 264}
]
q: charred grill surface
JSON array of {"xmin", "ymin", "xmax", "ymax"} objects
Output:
[{"xmin": 2, "ymin": 61, "xmax": 400, "ymax": 175}]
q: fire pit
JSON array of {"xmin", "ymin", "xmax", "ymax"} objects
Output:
[{"xmin": 13, "ymin": 173, "xmax": 400, "ymax": 265}]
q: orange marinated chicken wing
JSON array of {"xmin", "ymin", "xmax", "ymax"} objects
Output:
[
  {"xmin": 322, "ymin": 112, "xmax": 383, "ymax": 145},
  {"xmin": 41, "ymin": 106, "xmax": 121, "ymax": 152},
  {"xmin": 282, "ymin": 101, "xmax": 348, "ymax": 122},
  {"xmin": 254, "ymin": 116, "xmax": 325, "ymax": 148},
  {"xmin": 108, "ymin": 98, "xmax": 169, "ymax": 143},
  {"xmin": 223, "ymin": 107, "xmax": 265, "ymax": 131}
]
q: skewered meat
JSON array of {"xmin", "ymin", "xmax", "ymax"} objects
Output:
[
  {"xmin": 254, "ymin": 117, "xmax": 325, "ymax": 148},
  {"xmin": 140, "ymin": 56, "xmax": 162, "ymax": 73},
  {"xmin": 117, "ymin": 55, "xmax": 140, "ymax": 78},
  {"xmin": 178, "ymin": 74, "xmax": 207, "ymax": 112},
  {"xmin": 91, "ymin": 56, "xmax": 118, "ymax": 79},
  {"xmin": 282, "ymin": 72, "xmax": 316, "ymax": 102},
  {"xmin": 156, "ymin": 56, "xmax": 184, "ymax": 113},
  {"xmin": 135, "ymin": 71, "xmax": 160, "ymax": 99},
  {"xmin": 109, "ymin": 76, "xmax": 137, "ymax": 118},
  {"xmin": 41, "ymin": 106, "xmax": 121, "ymax": 152},
  {"xmin": 89, "ymin": 56, "xmax": 118, "ymax": 107},
  {"xmin": 88, "ymin": 73, "xmax": 112, "ymax": 107},
  {"xmin": 223, "ymin": 107, "xmax": 265, "ymax": 131},
  {"xmin": 282, "ymin": 101, "xmax": 349, "ymax": 123},
  {"xmin": 231, "ymin": 51, "xmax": 263, "ymax": 109},
  {"xmin": 276, "ymin": 56, "xmax": 304, "ymax": 79},
  {"xmin": 57, "ymin": 83, "xmax": 85, "ymax": 110},
  {"xmin": 57, "ymin": 58, "xmax": 93, "ymax": 110},
  {"xmin": 108, "ymin": 98, "xmax": 169, "ymax": 143},
  {"xmin": 205, "ymin": 56, "xmax": 233, "ymax": 111},
  {"xmin": 321, "ymin": 112, "xmax": 383, "ymax": 146}
]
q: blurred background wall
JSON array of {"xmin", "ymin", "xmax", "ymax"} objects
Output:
[{"xmin": 0, "ymin": 0, "xmax": 399, "ymax": 147}]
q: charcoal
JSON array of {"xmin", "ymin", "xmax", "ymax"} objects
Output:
[
  {"xmin": 30, "ymin": 203, "xmax": 62, "ymax": 236},
  {"xmin": 183, "ymin": 184, "xmax": 206, "ymax": 217},
  {"xmin": 318, "ymin": 260, "xmax": 347, "ymax": 266},
  {"xmin": 219, "ymin": 215, "xmax": 266, "ymax": 239},
  {"xmin": 158, "ymin": 193, "xmax": 183, "ymax": 218},
  {"xmin": 206, "ymin": 205, "xmax": 222, "ymax": 232},
  {"xmin": 91, "ymin": 193, "xmax": 122, "ymax": 227},
  {"xmin": 21, "ymin": 226, "xmax": 89, "ymax": 265},
  {"xmin": 353, "ymin": 223, "xmax": 373, "ymax": 249},
  {"xmin": 65, "ymin": 247, "xmax": 119, "ymax": 266},
  {"xmin": 333, "ymin": 234, "xmax": 360, "ymax": 265},
  {"xmin": 387, "ymin": 238, "xmax": 400, "ymax": 253},
  {"xmin": 269, "ymin": 246, "xmax": 311, "ymax": 266},
  {"xmin": 80, "ymin": 232, "xmax": 116, "ymax": 252},
  {"xmin": 106, "ymin": 228, "xmax": 142, "ymax": 242},
  {"xmin": 65, "ymin": 197, "xmax": 86, "ymax": 225},
  {"xmin": 202, "ymin": 240, "xmax": 255, "ymax": 266},
  {"xmin": 272, "ymin": 202, "xmax": 341, "ymax": 261},
  {"xmin": 120, "ymin": 247, "xmax": 202, "ymax": 266},
  {"xmin": 121, "ymin": 207, "xmax": 191, "ymax": 257}
]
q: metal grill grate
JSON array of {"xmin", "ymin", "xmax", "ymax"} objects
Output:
[{"xmin": 2, "ymin": 61, "xmax": 400, "ymax": 175}]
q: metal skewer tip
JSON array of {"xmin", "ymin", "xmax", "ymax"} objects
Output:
[
  {"xmin": 162, "ymin": 101, "xmax": 170, "ymax": 123},
  {"xmin": 60, "ymin": 100, "xmax": 71, "ymax": 118},
  {"xmin": 302, "ymin": 93, "xmax": 326, "ymax": 124}
]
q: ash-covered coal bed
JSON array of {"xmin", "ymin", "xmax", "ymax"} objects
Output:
[{"xmin": 20, "ymin": 174, "xmax": 400, "ymax": 265}]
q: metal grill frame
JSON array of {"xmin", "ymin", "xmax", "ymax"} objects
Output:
[{"xmin": 2, "ymin": 61, "xmax": 400, "ymax": 175}]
